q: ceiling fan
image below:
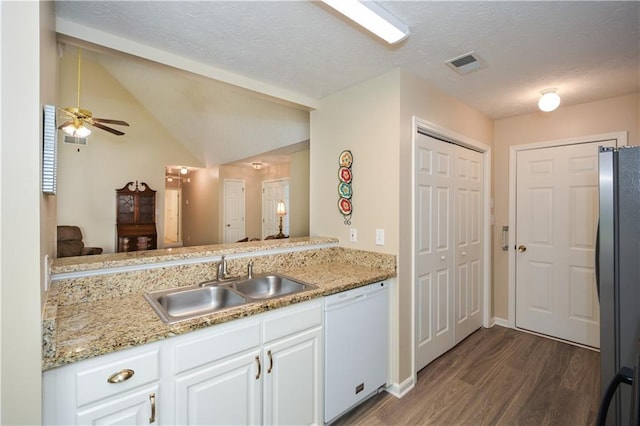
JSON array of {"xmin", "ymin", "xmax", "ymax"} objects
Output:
[{"xmin": 59, "ymin": 48, "xmax": 130, "ymax": 137}]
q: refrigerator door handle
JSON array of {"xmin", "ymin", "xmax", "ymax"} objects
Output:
[
  {"xmin": 595, "ymin": 220, "xmax": 599, "ymax": 299},
  {"xmin": 597, "ymin": 366, "xmax": 634, "ymax": 426}
]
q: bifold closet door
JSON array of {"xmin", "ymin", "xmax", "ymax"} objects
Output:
[
  {"xmin": 415, "ymin": 134, "xmax": 455, "ymax": 370},
  {"xmin": 454, "ymin": 146, "xmax": 483, "ymax": 344},
  {"xmin": 415, "ymin": 133, "xmax": 484, "ymax": 372}
]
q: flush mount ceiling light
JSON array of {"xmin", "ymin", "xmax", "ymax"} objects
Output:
[
  {"xmin": 180, "ymin": 166, "xmax": 188, "ymax": 175},
  {"xmin": 538, "ymin": 89, "xmax": 561, "ymax": 112},
  {"xmin": 252, "ymin": 162, "xmax": 263, "ymax": 170},
  {"xmin": 321, "ymin": 0, "xmax": 409, "ymax": 44}
]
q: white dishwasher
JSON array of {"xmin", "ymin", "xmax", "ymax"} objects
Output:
[{"xmin": 324, "ymin": 281, "xmax": 389, "ymax": 424}]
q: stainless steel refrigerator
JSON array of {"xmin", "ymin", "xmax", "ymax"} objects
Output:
[{"xmin": 597, "ymin": 146, "xmax": 640, "ymax": 425}]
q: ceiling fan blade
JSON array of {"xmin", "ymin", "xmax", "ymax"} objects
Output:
[
  {"xmin": 92, "ymin": 121, "xmax": 126, "ymax": 136},
  {"xmin": 57, "ymin": 120, "xmax": 74, "ymax": 130},
  {"xmin": 58, "ymin": 107, "xmax": 77, "ymax": 118},
  {"xmin": 93, "ymin": 118, "xmax": 130, "ymax": 126}
]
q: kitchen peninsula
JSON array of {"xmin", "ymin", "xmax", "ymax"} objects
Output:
[{"xmin": 43, "ymin": 237, "xmax": 396, "ymax": 370}]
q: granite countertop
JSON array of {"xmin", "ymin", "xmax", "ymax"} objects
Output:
[
  {"xmin": 43, "ymin": 248, "xmax": 396, "ymax": 371},
  {"xmin": 51, "ymin": 236, "xmax": 338, "ymax": 274}
]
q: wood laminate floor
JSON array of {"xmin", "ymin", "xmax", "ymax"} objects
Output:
[{"xmin": 334, "ymin": 326, "xmax": 600, "ymax": 426}]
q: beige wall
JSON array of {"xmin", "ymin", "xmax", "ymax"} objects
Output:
[
  {"xmin": 0, "ymin": 1, "xmax": 46, "ymax": 423},
  {"xmin": 289, "ymin": 148, "xmax": 310, "ymax": 237},
  {"xmin": 40, "ymin": 0, "xmax": 58, "ymax": 303},
  {"xmin": 57, "ymin": 47, "xmax": 201, "ymax": 253},
  {"xmin": 181, "ymin": 168, "xmax": 220, "ymax": 246},
  {"xmin": 398, "ymin": 69, "xmax": 494, "ymax": 381},
  {"xmin": 493, "ymin": 93, "xmax": 640, "ymax": 320},
  {"xmin": 310, "ymin": 70, "xmax": 401, "ymax": 250},
  {"xmin": 219, "ymin": 162, "xmax": 292, "ymax": 241},
  {"xmin": 311, "ymin": 69, "xmax": 494, "ymax": 385}
]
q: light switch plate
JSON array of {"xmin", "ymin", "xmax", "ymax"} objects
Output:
[
  {"xmin": 350, "ymin": 228, "xmax": 357, "ymax": 242},
  {"xmin": 376, "ymin": 229, "xmax": 385, "ymax": 245}
]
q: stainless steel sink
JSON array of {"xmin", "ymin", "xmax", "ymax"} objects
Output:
[
  {"xmin": 144, "ymin": 285, "xmax": 247, "ymax": 324},
  {"xmin": 144, "ymin": 274, "xmax": 315, "ymax": 324},
  {"xmin": 230, "ymin": 274, "xmax": 311, "ymax": 299}
]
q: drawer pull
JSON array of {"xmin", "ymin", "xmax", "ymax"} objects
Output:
[
  {"xmin": 107, "ymin": 369, "xmax": 135, "ymax": 384},
  {"xmin": 267, "ymin": 350, "xmax": 273, "ymax": 374},
  {"xmin": 149, "ymin": 392, "xmax": 156, "ymax": 423}
]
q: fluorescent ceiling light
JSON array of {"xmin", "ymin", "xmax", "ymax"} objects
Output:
[{"xmin": 321, "ymin": 0, "xmax": 409, "ymax": 44}]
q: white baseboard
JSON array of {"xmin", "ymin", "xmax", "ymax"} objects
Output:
[
  {"xmin": 384, "ymin": 375, "xmax": 415, "ymax": 398},
  {"xmin": 493, "ymin": 317, "xmax": 512, "ymax": 328}
]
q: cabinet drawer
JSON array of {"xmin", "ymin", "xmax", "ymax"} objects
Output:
[
  {"xmin": 76, "ymin": 348, "xmax": 159, "ymax": 407},
  {"xmin": 262, "ymin": 300, "xmax": 322, "ymax": 343},
  {"xmin": 174, "ymin": 320, "xmax": 261, "ymax": 374}
]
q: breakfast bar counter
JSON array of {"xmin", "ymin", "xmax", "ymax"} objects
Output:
[{"xmin": 42, "ymin": 238, "xmax": 396, "ymax": 370}]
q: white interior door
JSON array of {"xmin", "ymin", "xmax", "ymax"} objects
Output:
[
  {"xmin": 415, "ymin": 134, "xmax": 455, "ymax": 370},
  {"xmin": 454, "ymin": 146, "xmax": 483, "ymax": 343},
  {"xmin": 515, "ymin": 141, "xmax": 603, "ymax": 347},
  {"xmin": 223, "ymin": 179, "xmax": 245, "ymax": 243},
  {"xmin": 262, "ymin": 179, "xmax": 289, "ymax": 239}
]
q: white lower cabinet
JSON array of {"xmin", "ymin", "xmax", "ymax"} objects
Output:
[
  {"xmin": 43, "ymin": 344, "xmax": 161, "ymax": 425},
  {"xmin": 174, "ymin": 300, "xmax": 323, "ymax": 425},
  {"xmin": 76, "ymin": 385, "xmax": 159, "ymax": 425},
  {"xmin": 44, "ymin": 299, "xmax": 323, "ymax": 425},
  {"xmin": 175, "ymin": 349, "xmax": 262, "ymax": 425},
  {"xmin": 263, "ymin": 327, "xmax": 322, "ymax": 425}
]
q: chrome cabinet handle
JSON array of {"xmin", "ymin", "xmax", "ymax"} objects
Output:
[
  {"xmin": 518, "ymin": 245, "xmax": 527, "ymax": 252},
  {"xmin": 107, "ymin": 369, "xmax": 135, "ymax": 384},
  {"xmin": 267, "ymin": 350, "xmax": 273, "ymax": 374},
  {"xmin": 149, "ymin": 392, "xmax": 156, "ymax": 423},
  {"xmin": 255, "ymin": 356, "xmax": 261, "ymax": 380}
]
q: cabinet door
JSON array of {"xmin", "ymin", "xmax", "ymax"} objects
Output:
[
  {"xmin": 263, "ymin": 327, "xmax": 322, "ymax": 426},
  {"xmin": 175, "ymin": 350, "xmax": 262, "ymax": 425},
  {"xmin": 76, "ymin": 385, "xmax": 158, "ymax": 425}
]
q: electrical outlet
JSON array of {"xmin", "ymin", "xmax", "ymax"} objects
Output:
[
  {"xmin": 350, "ymin": 228, "xmax": 357, "ymax": 242},
  {"xmin": 376, "ymin": 229, "xmax": 385, "ymax": 246}
]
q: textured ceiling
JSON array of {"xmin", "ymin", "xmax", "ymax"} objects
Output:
[{"xmin": 54, "ymin": 1, "xmax": 639, "ymax": 162}]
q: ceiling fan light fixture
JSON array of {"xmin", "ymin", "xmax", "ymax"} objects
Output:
[
  {"xmin": 61, "ymin": 121, "xmax": 91, "ymax": 138},
  {"xmin": 321, "ymin": 0, "xmax": 409, "ymax": 44},
  {"xmin": 538, "ymin": 89, "xmax": 561, "ymax": 112}
]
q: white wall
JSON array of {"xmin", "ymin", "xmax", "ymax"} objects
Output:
[
  {"xmin": 0, "ymin": 1, "xmax": 45, "ymax": 423},
  {"xmin": 493, "ymin": 93, "xmax": 640, "ymax": 320}
]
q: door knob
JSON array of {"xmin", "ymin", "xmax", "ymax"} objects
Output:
[
  {"xmin": 226, "ymin": 224, "xmax": 231, "ymax": 227},
  {"xmin": 518, "ymin": 245, "xmax": 527, "ymax": 252}
]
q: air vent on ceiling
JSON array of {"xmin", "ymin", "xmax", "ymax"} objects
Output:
[{"xmin": 445, "ymin": 51, "xmax": 487, "ymax": 75}]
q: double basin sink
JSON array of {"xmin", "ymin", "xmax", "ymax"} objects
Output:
[{"xmin": 144, "ymin": 274, "xmax": 315, "ymax": 324}]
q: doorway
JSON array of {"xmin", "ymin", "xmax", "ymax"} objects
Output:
[
  {"xmin": 508, "ymin": 133, "xmax": 626, "ymax": 347},
  {"xmin": 164, "ymin": 188, "xmax": 182, "ymax": 246},
  {"xmin": 223, "ymin": 179, "xmax": 245, "ymax": 243},
  {"xmin": 262, "ymin": 179, "xmax": 289, "ymax": 239}
]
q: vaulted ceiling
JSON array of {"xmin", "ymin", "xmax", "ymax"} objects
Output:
[{"xmin": 54, "ymin": 1, "xmax": 640, "ymax": 163}]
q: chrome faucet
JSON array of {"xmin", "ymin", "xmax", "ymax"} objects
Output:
[
  {"xmin": 217, "ymin": 255, "xmax": 228, "ymax": 281},
  {"xmin": 247, "ymin": 260, "xmax": 254, "ymax": 280},
  {"xmin": 215, "ymin": 255, "xmax": 240, "ymax": 282}
]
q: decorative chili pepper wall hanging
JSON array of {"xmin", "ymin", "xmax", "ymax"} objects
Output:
[{"xmin": 338, "ymin": 150, "xmax": 353, "ymax": 225}]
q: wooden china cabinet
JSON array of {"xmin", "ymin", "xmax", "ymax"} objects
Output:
[{"xmin": 116, "ymin": 181, "xmax": 157, "ymax": 252}]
